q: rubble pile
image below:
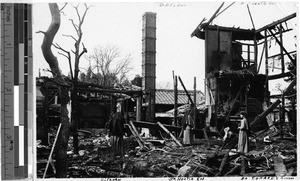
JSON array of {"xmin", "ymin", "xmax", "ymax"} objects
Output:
[{"xmin": 37, "ymin": 126, "xmax": 296, "ymax": 178}]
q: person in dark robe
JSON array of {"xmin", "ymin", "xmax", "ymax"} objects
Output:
[
  {"xmin": 109, "ymin": 103, "xmax": 124, "ymax": 158},
  {"xmin": 237, "ymin": 111, "xmax": 249, "ymax": 153}
]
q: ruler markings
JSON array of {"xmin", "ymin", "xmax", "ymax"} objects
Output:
[
  {"xmin": 1, "ymin": 3, "xmax": 15, "ymax": 180},
  {"xmin": 1, "ymin": 3, "xmax": 32, "ymax": 179}
]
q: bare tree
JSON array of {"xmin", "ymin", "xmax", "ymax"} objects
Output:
[
  {"xmin": 37, "ymin": 3, "xmax": 91, "ymax": 176},
  {"xmin": 53, "ymin": 3, "xmax": 91, "ymax": 154},
  {"xmin": 86, "ymin": 44, "xmax": 133, "ymax": 86},
  {"xmin": 37, "ymin": 3, "xmax": 70, "ymax": 177}
]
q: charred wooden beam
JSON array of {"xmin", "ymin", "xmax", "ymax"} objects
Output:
[
  {"xmin": 267, "ymin": 72, "xmax": 293, "ymax": 80},
  {"xmin": 225, "ymin": 165, "xmax": 240, "ymax": 176},
  {"xmin": 78, "ymin": 87, "xmax": 143, "ymax": 96},
  {"xmin": 127, "ymin": 123, "xmax": 146, "ymax": 150},
  {"xmin": 262, "ymin": 28, "xmax": 293, "ymax": 39},
  {"xmin": 250, "ymin": 99, "xmax": 281, "ymax": 127},
  {"xmin": 282, "ymin": 79, "xmax": 296, "ymax": 97},
  {"xmin": 131, "ymin": 120, "xmax": 210, "ymax": 137},
  {"xmin": 224, "ymin": 84, "xmax": 245, "ymax": 124},
  {"xmin": 178, "ymin": 76, "xmax": 194, "ymax": 105},
  {"xmin": 268, "ymin": 29, "xmax": 296, "ymax": 65},
  {"xmin": 256, "ymin": 13, "xmax": 296, "ymax": 33},
  {"xmin": 217, "ymin": 151, "xmax": 230, "ymax": 176},
  {"xmin": 157, "ymin": 122, "xmax": 183, "ymax": 147},
  {"xmin": 174, "ymin": 75, "xmax": 178, "ymax": 126}
]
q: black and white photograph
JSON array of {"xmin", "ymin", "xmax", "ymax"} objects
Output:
[{"xmin": 0, "ymin": 1, "xmax": 298, "ymax": 180}]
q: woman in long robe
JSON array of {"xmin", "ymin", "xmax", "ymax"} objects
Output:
[
  {"xmin": 109, "ymin": 103, "xmax": 124, "ymax": 158},
  {"xmin": 238, "ymin": 112, "xmax": 249, "ymax": 153}
]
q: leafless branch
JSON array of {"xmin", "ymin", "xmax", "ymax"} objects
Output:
[
  {"xmin": 58, "ymin": 51, "xmax": 69, "ymax": 60},
  {"xmin": 78, "ymin": 42, "xmax": 88, "ymax": 59},
  {"xmin": 62, "ymin": 34, "xmax": 77, "ymax": 42},
  {"xmin": 69, "ymin": 19, "xmax": 79, "ymax": 34},
  {"xmin": 52, "ymin": 43, "xmax": 73, "ymax": 79},
  {"xmin": 36, "ymin": 30, "xmax": 46, "ymax": 35},
  {"xmin": 59, "ymin": 3, "xmax": 68, "ymax": 12},
  {"xmin": 53, "ymin": 43, "xmax": 69, "ymax": 54}
]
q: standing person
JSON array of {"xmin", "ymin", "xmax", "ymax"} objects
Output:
[
  {"xmin": 109, "ymin": 103, "xmax": 125, "ymax": 159},
  {"xmin": 238, "ymin": 111, "xmax": 249, "ymax": 153}
]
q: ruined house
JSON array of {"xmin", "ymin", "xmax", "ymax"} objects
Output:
[{"xmin": 191, "ymin": 12, "xmax": 297, "ymax": 135}]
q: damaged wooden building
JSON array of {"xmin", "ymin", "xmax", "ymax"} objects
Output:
[{"xmin": 191, "ymin": 12, "xmax": 296, "ymax": 135}]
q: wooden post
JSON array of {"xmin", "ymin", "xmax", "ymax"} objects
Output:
[
  {"xmin": 126, "ymin": 99, "xmax": 129, "ymax": 124},
  {"xmin": 136, "ymin": 97, "xmax": 142, "ymax": 122},
  {"xmin": 193, "ymin": 77, "xmax": 197, "ymax": 129},
  {"xmin": 174, "ymin": 76, "xmax": 178, "ymax": 126},
  {"xmin": 265, "ymin": 30, "xmax": 269, "ymax": 99},
  {"xmin": 254, "ymin": 33, "xmax": 258, "ymax": 68},
  {"xmin": 42, "ymin": 83, "xmax": 49, "ymax": 145},
  {"xmin": 280, "ymin": 103, "xmax": 284, "ymax": 139},
  {"xmin": 178, "ymin": 76, "xmax": 194, "ymax": 105},
  {"xmin": 157, "ymin": 122, "xmax": 182, "ymax": 147},
  {"xmin": 279, "ymin": 24, "xmax": 285, "ymax": 73},
  {"xmin": 247, "ymin": 45, "xmax": 250, "ymax": 67}
]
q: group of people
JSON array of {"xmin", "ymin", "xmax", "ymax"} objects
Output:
[
  {"xmin": 223, "ymin": 111, "xmax": 249, "ymax": 153},
  {"xmin": 107, "ymin": 102, "xmax": 250, "ymax": 159}
]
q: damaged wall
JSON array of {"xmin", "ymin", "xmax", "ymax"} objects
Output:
[{"xmin": 203, "ymin": 26, "xmax": 268, "ymax": 132}]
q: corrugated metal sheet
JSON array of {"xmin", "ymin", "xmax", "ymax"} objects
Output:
[{"xmin": 156, "ymin": 89, "xmax": 204, "ymax": 105}]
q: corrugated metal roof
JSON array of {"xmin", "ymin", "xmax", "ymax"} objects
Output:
[{"xmin": 156, "ymin": 89, "xmax": 204, "ymax": 105}]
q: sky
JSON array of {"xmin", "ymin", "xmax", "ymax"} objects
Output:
[{"xmin": 33, "ymin": 1, "xmax": 298, "ymax": 92}]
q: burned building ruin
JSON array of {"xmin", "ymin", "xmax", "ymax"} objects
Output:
[{"xmin": 191, "ymin": 12, "xmax": 296, "ymax": 135}]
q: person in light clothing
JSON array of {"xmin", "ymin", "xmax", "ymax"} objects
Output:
[{"xmin": 237, "ymin": 111, "xmax": 249, "ymax": 153}]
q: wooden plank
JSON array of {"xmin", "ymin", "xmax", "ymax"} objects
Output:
[
  {"xmin": 268, "ymin": 29, "xmax": 296, "ymax": 65},
  {"xmin": 157, "ymin": 122, "xmax": 182, "ymax": 147},
  {"xmin": 126, "ymin": 124, "xmax": 144, "ymax": 149},
  {"xmin": 250, "ymin": 99, "xmax": 281, "ymax": 127},
  {"xmin": 268, "ymin": 72, "xmax": 292, "ymax": 80},
  {"xmin": 132, "ymin": 121, "xmax": 181, "ymax": 132},
  {"xmin": 256, "ymin": 13, "xmax": 296, "ymax": 33},
  {"xmin": 217, "ymin": 151, "xmax": 229, "ymax": 176},
  {"xmin": 178, "ymin": 76, "xmax": 194, "ymax": 105},
  {"xmin": 129, "ymin": 121, "xmax": 147, "ymax": 147},
  {"xmin": 131, "ymin": 120, "xmax": 213, "ymax": 138}
]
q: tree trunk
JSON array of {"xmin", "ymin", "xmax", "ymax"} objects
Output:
[
  {"xmin": 40, "ymin": 3, "xmax": 70, "ymax": 178},
  {"xmin": 71, "ymin": 89, "xmax": 79, "ymax": 154}
]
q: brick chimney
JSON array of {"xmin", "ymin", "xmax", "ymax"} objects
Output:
[{"xmin": 142, "ymin": 12, "xmax": 156, "ymax": 122}]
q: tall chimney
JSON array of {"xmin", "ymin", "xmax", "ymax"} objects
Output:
[{"xmin": 142, "ymin": 12, "xmax": 156, "ymax": 122}]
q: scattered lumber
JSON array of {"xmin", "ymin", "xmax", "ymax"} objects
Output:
[
  {"xmin": 157, "ymin": 122, "xmax": 183, "ymax": 147},
  {"xmin": 245, "ymin": 170, "xmax": 276, "ymax": 177},
  {"xmin": 127, "ymin": 123, "xmax": 147, "ymax": 150},
  {"xmin": 251, "ymin": 99, "xmax": 281, "ymax": 128},
  {"xmin": 205, "ymin": 150, "xmax": 220, "ymax": 166},
  {"xmin": 76, "ymin": 166, "xmax": 131, "ymax": 177},
  {"xmin": 225, "ymin": 165, "xmax": 240, "ymax": 176},
  {"xmin": 129, "ymin": 121, "xmax": 148, "ymax": 148},
  {"xmin": 240, "ymin": 155, "xmax": 246, "ymax": 176},
  {"xmin": 216, "ymin": 151, "xmax": 230, "ymax": 176}
]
